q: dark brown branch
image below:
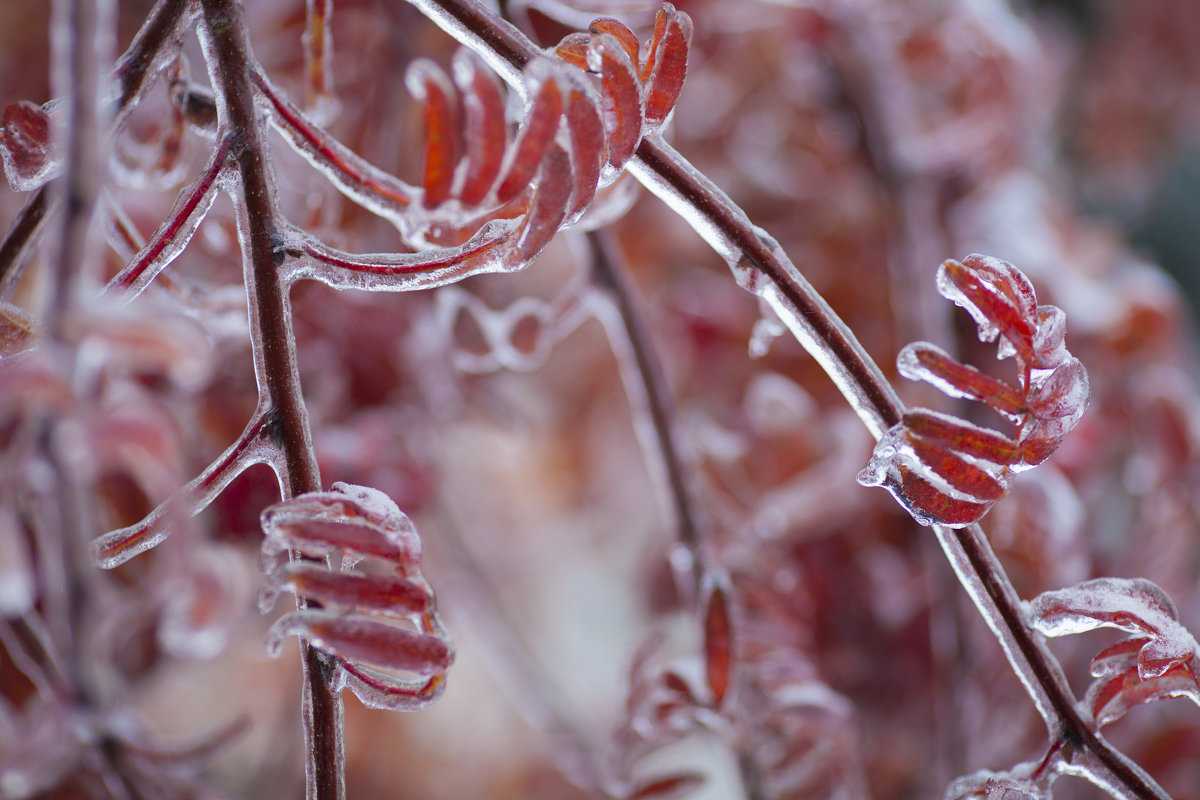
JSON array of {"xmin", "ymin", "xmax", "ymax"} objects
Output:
[
  {"xmin": 114, "ymin": 0, "xmax": 194, "ymax": 129},
  {"xmin": 0, "ymin": 186, "xmax": 50, "ymax": 301},
  {"xmin": 197, "ymin": 2, "xmax": 342, "ymax": 799}
]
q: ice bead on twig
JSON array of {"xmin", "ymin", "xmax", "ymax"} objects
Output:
[{"xmin": 858, "ymin": 255, "xmax": 1089, "ymax": 527}]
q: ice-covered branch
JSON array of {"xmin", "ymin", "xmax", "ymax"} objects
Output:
[
  {"xmin": 105, "ymin": 132, "xmax": 232, "ymax": 296},
  {"xmin": 92, "ymin": 408, "xmax": 279, "ymax": 568}
]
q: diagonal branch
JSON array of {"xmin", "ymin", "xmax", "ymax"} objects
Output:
[{"xmin": 401, "ymin": 2, "xmax": 1173, "ymax": 797}]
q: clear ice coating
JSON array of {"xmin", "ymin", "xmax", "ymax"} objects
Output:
[
  {"xmin": 1026, "ymin": 577, "xmax": 1199, "ymax": 678},
  {"xmin": 858, "ymin": 253, "xmax": 1090, "ymax": 526},
  {"xmin": 434, "ymin": 278, "xmax": 588, "ymax": 374},
  {"xmin": 93, "ymin": 410, "xmax": 279, "ymax": 568},
  {"xmin": 0, "ymin": 101, "xmax": 61, "ymax": 192},
  {"xmin": 106, "ymin": 134, "xmax": 230, "ymax": 296}
]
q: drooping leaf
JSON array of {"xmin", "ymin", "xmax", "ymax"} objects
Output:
[
  {"xmin": 453, "ymin": 50, "xmax": 507, "ymax": 205},
  {"xmin": 406, "ymin": 61, "xmax": 459, "ymax": 209},
  {"xmin": 702, "ymin": 574, "xmax": 733, "ymax": 708},
  {"xmin": 495, "ymin": 73, "xmax": 563, "ymax": 203},
  {"xmin": 642, "ymin": 7, "xmax": 691, "ymax": 127}
]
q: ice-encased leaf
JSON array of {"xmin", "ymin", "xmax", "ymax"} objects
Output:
[
  {"xmin": 1026, "ymin": 357, "xmax": 1088, "ymax": 423},
  {"xmin": 903, "ymin": 409, "xmax": 1019, "ymax": 464},
  {"xmin": 260, "ymin": 483, "xmax": 422, "ymax": 569},
  {"xmin": 898, "ymin": 342, "xmax": 1025, "ymax": 418},
  {"xmin": 641, "ymin": 5, "xmax": 691, "ymax": 128},
  {"xmin": 589, "ymin": 32, "xmax": 643, "ymax": 175},
  {"xmin": 858, "ymin": 420, "xmax": 1002, "ymax": 527},
  {"xmin": 1028, "ymin": 577, "xmax": 1199, "ymax": 679},
  {"xmin": 266, "ymin": 610, "xmax": 453, "ymax": 675},
  {"xmin": 495, "ymin": 68, "xmax": 563, "ymax": 203},
  {"xmin": 564, "ymin": 79, "xmax": 606, "ymax": 221},
  {"xmin": 453, "ymin": 49, "xmax": 507, "ymax": 205},
  {"xmin": 268, "ymin": 562, "xmax": 432, "ymax": 615},
  {"xmin": 1, "ymin": 101, "xmax": 59, "ymax": 191},
  {"xmin": 588, "ymin": 18, "xmax": 640, "ymax": 66},
  {"xmin": 407, "ymin": 60, "xmax": 459, "ymax": 209},
  {"xmin": 937, "ymin": 254, "xmax": 1036, "ymax": 359},
  {"xmin": 1087, "ymin": 657, "xmax": 1200, "ymax": 728}
]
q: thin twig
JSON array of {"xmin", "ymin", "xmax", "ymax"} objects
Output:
[
  {"xmin": 585, "ymin": 229, "xmax": 704, "ymax": 602},
  {"xmin": 0, "ymin": 186, "xmax": 50, "ymax": 301},
  {"xmin": 197, "ymin": 2, "xmax": 342, "ymax": 799}
]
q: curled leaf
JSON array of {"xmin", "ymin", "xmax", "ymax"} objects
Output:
[{"xmin": 860, "ymin": 255, "xmax": 1088, "ymax": 527}]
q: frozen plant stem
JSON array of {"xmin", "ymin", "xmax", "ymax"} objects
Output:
[
  {"xmin": 406, "ymin": 1, "xmax": 1171, "ymax": 796},
  {"xmin": 197, "ymin": 1, "xmax": 343, "ymax": 799},
  {"xmin": 585, "ymin": 230, "xmax": 704, "ymax": 602}
]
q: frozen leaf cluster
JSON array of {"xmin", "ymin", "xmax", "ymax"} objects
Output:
[
  {"xmin": 1028, "ymin": 578, "xmax": 1200, "ymax": 727},
  {"xmin": 261, "ymin": 482, "xmax": 453, "ymax": 711},
  {"xmin": 859, "ymin": 254, "xmax": 1089, "ymax": 527}
]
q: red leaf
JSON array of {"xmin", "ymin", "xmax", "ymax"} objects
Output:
[
  {"xmin": 643, "ymin": 9, "xmax": 691, "ymax": 127},
  {"xmin": 1, "ymin": 101, "xmax": 55, "ymax": 190},
  {"xmin": 938, "ymin": 255, "xmax": 1036, "ymax": 357},
  {"xmin": 496, "ymin": 75, "xmax": 563, "ymax": 203},
  {"xmin": 639, "ymin": 5, "xmax": 672, "ymax": 83},
  {"xmin": 1089, "ymin": 662, "xmax": 1200, "ymax": 728},
  {"xmin": 905, "ymin": 433, "xmax": 1008, "ymax": 503},
  {"xmin": 628, "ymin": 772, "xmax": 705, "ymax": 800},
  {"xmin": 406, "ymin": 62, "xmax": 459, "ymax": 208},
  {"xmin": 554, "ymin": 33, "xmax": 591, "ymax": 70},
  {"xmin": 903, "ymin": 409, "xmax": 1019, "ymax": 464},
  {"xmin": 453, "ymin": 51, "xmax": 507, "ymax": 205},
  {"xmin": 511, "ymin": 146, "xmax": 572, "ymax": 262},
  {"xmin": 279, "ymin": 562, "xmax": 432, "ymax": 613},
  {"xmin": 565, "ymin": 84, "xmax": 605, "ymax": 219},
  {"xmin": 703, "ymin": 576, "xmax": 733, "ymax": 708},
  {"xmin": 899, "ymin": 343, "xmax": 1026, "ymax": 417},
  {"xmin": 898, "ymin": 467, "xmax": 990, "ymax": 526},
  {"xmin": 1027, "ymin": 357, "xmax": 1088, "ymax": 421},
  {"xmin": 589, "ymin": 18, "xmax": 640, "ymax": 66},
  {"xmin": 269, "ymin": 610, "xmax": 453, "ymax": 675},
  {"xmin": 589, "ymin": 33, "xmax": 643, "ymax": 171}
]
